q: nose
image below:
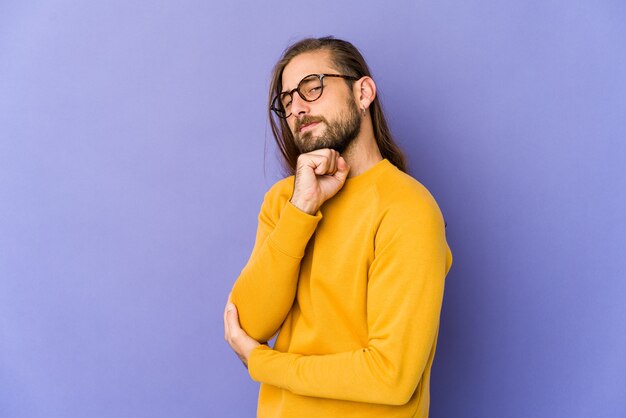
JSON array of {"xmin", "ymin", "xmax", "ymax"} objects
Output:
[{"xmin": 289, "ymin": 91, "xmax": 310, "ymax": 118}]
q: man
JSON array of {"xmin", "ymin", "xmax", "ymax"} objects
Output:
[{"xmin": 224, "ymin": 36, "xmax": 453, "ymax": 417}]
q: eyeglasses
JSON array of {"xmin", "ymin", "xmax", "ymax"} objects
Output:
[{"xmin": 271, "ymin": 73, "xmax": 359, "ymax": 119}]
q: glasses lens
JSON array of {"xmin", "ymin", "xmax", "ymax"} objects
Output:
[
  {"xmin": 299, "ymin": 75, "xmax": 323, "ymax": 101},
  {"xmin": 272, "ymin": 95, "xmax": 288, "ymax": 118},
  {"xmin": 271, "ymin": 75, "xmax": 324, "ymax": 118},
  {"xmin": 279, "ymin": 91, "xmax": 292, "ymax": 112}
]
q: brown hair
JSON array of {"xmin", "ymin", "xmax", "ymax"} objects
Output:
[{"xmin": 268, "ymin": 36, "xmax": 407, "ymax": 175}]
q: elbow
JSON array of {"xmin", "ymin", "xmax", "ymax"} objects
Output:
[
  {"xmin": 236, "ymin": 310, "xmax": 277, "ymax": 343},
  {"xmin": 229, "ymin": 291, "xmax": 268, "ymax": 341},
  {"xmin": 243, "ymin": 324, "xmax": 275, "ymax": 344},
  {"xmin": 231, "ymin": 300, "xmax": 280, "ymax": 343},
  {"xmin": 229, "ymin": 284, "xmax": 289, "ymax": 343}
]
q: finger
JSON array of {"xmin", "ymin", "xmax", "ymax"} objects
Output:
[
  {"xmin": 224, "ymin": 302, "xmax": 239, "ymax": 338},
  {"xmin": 225, "ymin": 304, "xmax": 241, "ymax": 334},
  {"xmin": 323, "ymin": 149, "xmax": 340, "ymax": 175},
  {"xmin": 305, "ymin": 148, "xmax": 332, "ymax": 157},
  {"xmin": 302, "ymin": 154, "xmax": 332, "ymax": 175},
  {"xmin": 331, "ymin": 150, "xmax": 339, "ymax": 174},
  {"xmin": 224, "ymin": 294, "xmax": 233, "ymax": 340},
  {"xmin": 325, "ymin": 150, "xmax": 337, "ymax": 175},
  {"xmin": 301, "ymin": 149, "xmax": 334, "ymax": 169},
  {"xmin": 223, "ymin": 303, "xmax": 231, "ymax": 340},
  {"xmin": 333, "ymin": 156, "xmax": 351, "ymax": 183}
]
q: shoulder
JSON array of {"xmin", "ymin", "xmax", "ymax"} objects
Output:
[
  {"xmin": 371, "ymin": 164, "xmax": 446, "ymax": 235},
  {"xmin": 378, "ymin": 165, "xmax": 442, "ymax": 214}
]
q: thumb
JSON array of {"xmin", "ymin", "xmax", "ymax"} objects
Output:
[{"xmin": 334, "ymin": 157, "xmax": 350, "ymax": 183}]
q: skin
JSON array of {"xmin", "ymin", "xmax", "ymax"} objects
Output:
[
  {"xmin": 225, "ymin": 49, "xmax": 384, "ymax": 366},
  {"xmin": 224, "ymin": 299, "xmax": 258, "ymax": 367}
]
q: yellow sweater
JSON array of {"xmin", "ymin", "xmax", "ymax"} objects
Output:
[{"xmin": 231, "ymin": 158, "xmax": 453, "ymax": 417}]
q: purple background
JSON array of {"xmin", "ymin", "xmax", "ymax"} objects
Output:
[{"xmin": 1, "ymin": 1, "xmax": 625, "ymax": 417}]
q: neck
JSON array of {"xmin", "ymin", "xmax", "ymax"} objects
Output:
[{"xmin": 342, "ymin": 119, "xmax": 383, "ymax": 178}]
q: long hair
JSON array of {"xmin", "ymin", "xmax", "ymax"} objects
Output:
[{"xmin": 268, "ymin": 36, "xmax": 407, "ymax": 175}]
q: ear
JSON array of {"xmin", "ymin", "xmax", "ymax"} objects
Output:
[{"xmin": 353, "ymin": 76, "xmax": 377, "ymax": 111}]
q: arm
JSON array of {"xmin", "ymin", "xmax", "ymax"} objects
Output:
[
  {"xmin": 246, "ymin": 201, "xmax": 452, "ymax": 405},
  {"xmin": 230, "ymin": 150, "xmax": 350, "ymax": 343},
  {"xmin": 230, "ymin": 186, "xmax": 322, "ymax": 343}
]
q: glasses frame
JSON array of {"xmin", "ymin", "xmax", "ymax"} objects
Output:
[{"xmin": 271, "ymin": 73, "xmax": 360, "ymax": 119}]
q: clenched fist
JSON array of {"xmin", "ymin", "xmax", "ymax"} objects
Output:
[{"xmin": 290, "ymin": 149, "xmax": 351, "ymax": 215}]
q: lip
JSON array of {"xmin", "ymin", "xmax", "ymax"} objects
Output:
[{"xmin": 300, "ymin": 121, "xmax": 320, "ymax": 133}]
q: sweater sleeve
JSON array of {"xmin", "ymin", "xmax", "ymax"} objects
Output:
[
  {"xmin": 247, "ymin": 196, "xmax": 452, "ymax": 405},
  {"xmin": 230, "ymin": 182, "xmax": 322, "ymax": 343}
]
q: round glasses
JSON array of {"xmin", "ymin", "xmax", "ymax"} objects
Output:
[{"xmin": 271, "ymin": 73, "xmax": 359, "ymax": 119}]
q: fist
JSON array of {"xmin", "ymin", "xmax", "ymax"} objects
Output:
[{"xmin": 290, "ymin": 149, "xmax": 351, "ymax": 215}]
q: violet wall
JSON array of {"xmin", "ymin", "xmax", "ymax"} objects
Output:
[{"xmin": 1, "ymin": 1, "xmax": 625, "ymax": 417}]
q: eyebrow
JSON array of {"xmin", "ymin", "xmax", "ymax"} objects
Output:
[
  {"xmin": 280, "ymin": 73, "xmax": 316, "ymax": 94},
  {"xmin": 280, "ymin": 83, "xmax": 296, "ymax": 95}
]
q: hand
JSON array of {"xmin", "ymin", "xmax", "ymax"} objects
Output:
[
  {"xmin": 224, "ymin": 302, "xmax": 260, "ymax": 368},
  {"xmin": 290, "ymin": 149, "xmax": 351, "ymax": 215}
]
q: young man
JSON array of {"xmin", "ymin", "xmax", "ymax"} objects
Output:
[{"xmin": 224, "ymin": 37, "xmax": 453, "ymax": 417}]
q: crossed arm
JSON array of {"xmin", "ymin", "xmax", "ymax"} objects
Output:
[{"xmin": 225, "ymin": 195, "xmax": 450, "ymax": 406}]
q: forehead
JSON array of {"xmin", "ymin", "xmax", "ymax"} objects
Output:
[{"xmin": 281, "ymin": 50, "xmax": 336, "ymax": 91}]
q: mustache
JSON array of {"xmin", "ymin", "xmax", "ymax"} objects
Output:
[{"xmin": 296, "ymin": 116, "xmax": 326, "ymax": 133}]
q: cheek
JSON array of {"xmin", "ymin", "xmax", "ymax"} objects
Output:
[{"xmin": 285, "ymin": 120, "xmax": 295, "ymax": 134}]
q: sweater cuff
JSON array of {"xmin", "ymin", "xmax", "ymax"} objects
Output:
[
  {"xmin": 248, "ymin": 345, "xmax": 296, "ymax": 389},
  {"xmin": 268, "ymin": 201, "xmax": 322, "ymax": 259}
]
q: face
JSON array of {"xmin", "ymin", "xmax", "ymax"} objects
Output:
[{"xmin": 280, "ymin": 50, "xmax": 362, "ymax": 154}]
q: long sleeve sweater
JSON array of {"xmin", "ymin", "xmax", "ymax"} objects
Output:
[{"xmin": 230, "ymin": 158, "xmax": 453, "ymax": 417}]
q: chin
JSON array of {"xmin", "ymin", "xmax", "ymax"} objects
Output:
[{"xmin": 297, "ymin": 131, "xmax": 326, "ymax": 153}]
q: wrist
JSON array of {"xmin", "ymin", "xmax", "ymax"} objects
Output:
[{"xmin": 289, "ymin": 198, "xmax": 319, "ymax": 215}]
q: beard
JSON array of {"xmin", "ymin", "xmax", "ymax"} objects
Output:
[{"xmin": 293, "ymin": 96, "xmax": 362, "ymax": 154}]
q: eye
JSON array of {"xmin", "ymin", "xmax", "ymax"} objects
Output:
[{"xmin": 280, "ymin": 93, "xmax": 292, "ymax": 109}]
